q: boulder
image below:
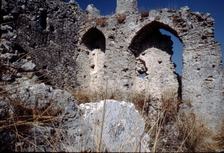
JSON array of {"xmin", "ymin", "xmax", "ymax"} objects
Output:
[{"xmin": 79, "ymin": 100, "xmax": 150, "ymax": 152}]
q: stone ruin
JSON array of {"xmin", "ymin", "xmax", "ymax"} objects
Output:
[
  {"xmin": 78, "ymin": 0, "xmax": 224, "ymax": 132},
  {"xmin": 0, "ymin": 0, "xmax": 224, "ymax": 151}
]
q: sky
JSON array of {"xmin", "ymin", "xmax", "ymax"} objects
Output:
[{"xmin": 68, "ymin": 0, "xmax": 224, "ymax": 75}]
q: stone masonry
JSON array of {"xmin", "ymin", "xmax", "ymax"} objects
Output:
[
  {"xmin": 77, "ymin": 0, "xmax": 224, "ymax": 131},
  {"xmin": 116, "ymin": 0, "xmax": 138, "ymax": 14},
  {"xmin": 1, "ymin": 0, "xmax": 223, "ymax": 133}
]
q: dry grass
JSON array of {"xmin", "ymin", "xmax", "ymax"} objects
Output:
[
  {"xmin": 177, "ymin": 113, "xmax": 224, "ymax": 152},
  {"xmin": 67, "ymin": 84, "xmax": 224, "ymax": 152},
  {"xmin": 141, "ymin": 90, "xmax": 181, "ymax": 152},
  {"xmin": 131, "ymin": 92, "xmax": 149, "ymax": 114},
  {"xmin": 1, "ymin": 81, "xmax": 224, "ymax": 152},
  {"xmin": 130, "ymin": 88, "xmax": 222, "ymax": 152},
  {"xmin": 0, "ymin": 102, "xmax": 59, "ymax": 151},
  {"xmin": 116, "ymin": 14, "xmax": 126, "ymax": 24},
  {"xmin": 68, "ymin": 87, "xmax": 108, "ymax": 105},
  {"xmin": 86, "ymin": 17, "xmax": 108, "ymax": 27},
  {"xmin": 140, "ymin": 11, "xmax": 149, "ymax": 18}
]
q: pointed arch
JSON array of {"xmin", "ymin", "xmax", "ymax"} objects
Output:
[
  {"xmin": 82, "ymin": 28, "xmax": 106, "ymax": 52},
  {"xmin": 128, "ymin": 21, "xmax": 182, "ymax": 57}
]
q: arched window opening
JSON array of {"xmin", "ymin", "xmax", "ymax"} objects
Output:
[
  {"xmin": 159, "ymin": 29, "xmax": 183, "ymax": 99},
  {"xmin": 129, "ymin": 21, "xmax": 183, "ymax": 81},
  {"xmin": 129, "ymin": 21, "xmax": 181, "ymax": 58},
  {"xmin": 82, "ymin": 28, "xmax": 106, "ymax": 52},
  {"xmin": 159, "ymin": 29, "xmax": 183, "ymax": 76}
]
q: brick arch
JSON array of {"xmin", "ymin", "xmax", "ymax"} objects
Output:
[{"xmin": 81, "ymin": 27, "xmax": 106, "ymax": 52}]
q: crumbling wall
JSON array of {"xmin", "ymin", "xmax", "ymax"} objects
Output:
[
  {"xmin": 1, "ymin": 0, "xmax": 223, "ymax": 133},
  {"xmin": 0, "ymin": 0, "xmax": 85, "ymax": 88},
  {"xmin": 77, "ymin": 2, "xmax": 223, "ymax": 130}
]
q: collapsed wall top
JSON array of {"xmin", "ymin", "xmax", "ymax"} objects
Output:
[{"xmin": 116, "ymin": 0, "xmax": 138, "ymax": 14}]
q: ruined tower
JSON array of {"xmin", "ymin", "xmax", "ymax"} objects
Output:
[{"xmin": 116, "ymin": 0, "xmax": 138, "ymax": 14}]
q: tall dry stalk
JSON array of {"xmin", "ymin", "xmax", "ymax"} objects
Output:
[{"xmin": 97, "ymin": 78, "xmax": 108, "ymax": 152}]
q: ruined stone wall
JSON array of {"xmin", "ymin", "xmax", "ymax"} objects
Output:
[
  {"xmin": 0, "ymin": 0, "xmax": 85, "ymax": 88},
  {"xmin": 77, "ymin": 2, "xmax": 224, "ymax": 130},
  {"xmin": 116, "ymin": 0, "xmax": 138, "ymax": 14},
  {"xmin": 77, "ymin": 12, "xmax": 180, "ymax": 125},
  {"xmin": 1, "ymin": 0, "xmax": 223, "ymax": 131}
]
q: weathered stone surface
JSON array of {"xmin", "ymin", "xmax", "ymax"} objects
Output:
[
  {"xmin": 20, "ymin": 61, "xmax": 36, "ymax": 71},
  {"xmin": 134, "ymin": 47, "xmax": 178, "ymax": 95},
  {"xmin": 0, "ymin": 80, "xmax": 152, "ymax": 151},
  {"xmin": 0, "ymin": 0, "xmax": 85, "ymax": 88},
  {"xmin": 133, "ymin": 47, "xmax": 179, "ymax": 123},
  {"xmin": 86, "ymin": 4, "xmax": 100, "ymax": 19},
  {"xmin": 89, "ymin": 49, "xmax": 105, "ymax": 95},
  {"xmin": 79, "ymin": 100, "xmax": 150, "ymax": 152},
  {"xmin": 77, "ymin": 3, "xmax": 223, "ymax": 131},
  {"xmin": 116, "ymin": 0, "xmax": 138, "ymax": 14},
  {"xmin": 0, "ymin": 80, "xmax": 90, "ymax": 152}
]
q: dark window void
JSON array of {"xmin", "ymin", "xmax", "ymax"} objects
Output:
[
  {"xmin": 82, "ymin": 28, "xmax": 106, "ymax": 52},
  {"xmin": 129, "ymin": 21, "xmax": 181, "ymax": 57},
  {"xmin": 39, "ymin": 10, "xmax": 47, "ymax": 29}
]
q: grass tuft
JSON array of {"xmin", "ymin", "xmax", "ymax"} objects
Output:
[
  {"xmin": 86, "ymin": 17, "xmax": 108, "ymax": 27},
  {"xmin": 140, "ymin": 11, "xmax": 149, "ymax": 18},
  {"xmin": 116, "ymin": 14, "xmax": 126, "ymax": 24},
  {"xmin": 177, "ymin": 113, "xmax": 224, "ymax": 152}
]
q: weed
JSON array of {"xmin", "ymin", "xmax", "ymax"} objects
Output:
[
  {"xmin": 86, "ymin": 17, "xmax": 108, "ymax": 27},
  {"xmin": 177, "ymin": 113, "xmax": 224, "ymax": 152},
  {"xmin": 140, "ymin": 11, "xmax": 149, "ymax": 18},
  {"xmin": 116, "ymin": 14, "xmax": 126, "ymax": 24},
  {"xmin": 1, "ymin": 83, "xmax": 224, "ymax": 152}
]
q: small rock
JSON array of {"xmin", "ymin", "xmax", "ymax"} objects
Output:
[
  {"xmin": 20, "ymin": 61, "xmax": 36, "ymax": 71},
  {"xmin": 27, "ymin": 72, "xmax": 34, "ymax": 79}
]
